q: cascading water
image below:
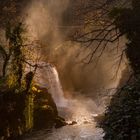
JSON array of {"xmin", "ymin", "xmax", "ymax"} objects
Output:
[
  {"xmin": 24, "ymin": 63, "xmax": 104, "ymax": 140},
  {"xmin": 34, "ymin": 63, "xmax": 68, "ymax": 107},
  {"xmin": 46, "ymin": 66, "xmax": 68, "ymax": 107}
]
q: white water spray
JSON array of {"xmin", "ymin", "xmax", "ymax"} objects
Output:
[
  {"xmin": 46, "ymin": 66, "xmax": 68, "ymax": 107},
  {"xmin": 35, "ymin": 63, "xmax": 68, "ymax": 107}
]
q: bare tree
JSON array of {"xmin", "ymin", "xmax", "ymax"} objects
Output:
[{"xmin": 73, "ymin": 0, "xmax": 130, "ymax": 64}]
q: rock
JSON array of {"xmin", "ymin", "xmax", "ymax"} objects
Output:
[
  {"xmin": 94, "ymin": 114, "xmax": 104, "ymax": 124},
  {"xmin": 55, "ymin": 116, "xmax": 67, "ymax": 128},
  {"xmin": 33, "ymin": 86, "xmax": 58, "ymax": 130},
  {"xmin": 33, "ymin": 86, "xmax": 68, "ymax": 129},
  {"xmin": 69, "ymin": 121, "xmax": 77, "ymax": 125},
  {"xmin": 83, "ymin": 121, "xmax": 89, "ymax": 124}
]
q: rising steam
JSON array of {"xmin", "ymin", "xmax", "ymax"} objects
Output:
[
  {"xmin": 23, "ymin": 0, "xmax": 127, "ymax": 115},
  {"xmin": 21, "ymin": 1, "xmax": 128, "ymax": 139}
]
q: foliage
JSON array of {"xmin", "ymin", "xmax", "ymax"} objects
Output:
[
  {"xmin": 100, "ymin": 80, "xmax": 140, "ymax": 139},
  {"xmin": 109, "ymin": 0, "xmax": 140, "ymax": 75},
  {"xmin": 0, "ymin": 22, "xmax": 26, "ymax": 90},
  {"xmin": 6, "ymin": 22, "xmax": 26, "ymax": 88},
  {"xmin": 100, "ymin": 0, "xmax": 140, "ymax": 139}
]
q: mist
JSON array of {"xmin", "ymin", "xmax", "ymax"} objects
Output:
[{"xmin": 24, "ymin": 0, "xmax": 126, "ymax": 100}]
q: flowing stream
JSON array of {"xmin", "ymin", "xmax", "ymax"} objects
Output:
[{"xmin": 25, "ymin": 64, "xmax": 104, "ymax": 140}]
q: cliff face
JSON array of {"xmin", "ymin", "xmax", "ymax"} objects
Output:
[{"xmin": 0, "ymin": 84, "xmax": 66, "ymax": 140}]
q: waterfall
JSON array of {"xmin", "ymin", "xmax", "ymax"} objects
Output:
[
  {"xmin": 35, "ymin": 63, "xmax": 102, "ymax": 121},
  {"xmin": 46, "ymin": 65, "xmax": 68, "ymax": 107},
  {"xmin": 35, "ymin": 63, "xmax": 67, "ymax": 107}
]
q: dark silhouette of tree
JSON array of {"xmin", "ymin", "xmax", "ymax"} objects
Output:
[
  {"xmin": 101, "ymin": 1, "xmax": 140, "ymax": 139},
  {"xmin": 74, "ymin": 0, "xmax": 140, "ymax": 139}
]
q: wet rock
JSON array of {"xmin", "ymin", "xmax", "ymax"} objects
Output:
[
  {"xmin": 69, "ymin": 121, "xmax": 77, "ymax": 125},
  {"xmin": 83, "ymin": 121, "xmax": 89, "ymax": 124},
  {"xmin": 55, "ymin": 116, "xmax": 67, "ymax": 128},
  {"xmin": 32, "ymin": 86, "xmax": 69, "ymax": 129},
  {"xmin": 94, "ymin": 114, "xmax": 104, "ymax": 124}
]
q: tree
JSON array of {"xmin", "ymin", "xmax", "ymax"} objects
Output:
[
  {"xmin": 0, "ymin": 22, "xmax": 41, "ymax": 90},
  {"xmin": 74, "ymin": 0, "xmax": 140, "ymax": 139},
  {"xmin": 8, "ymin": 22, "xmax": 25, "ymax": 88},
  {"xmin": 74, "ymin": 0, "xmax": 129, "ymax": 64},
  {"xmin": 101, "ymin": 1, "xmax": 140, "ymax": 139},
  {"xmin": 0, "ymin": 22, "xmax": 26, "ymax": 88}
]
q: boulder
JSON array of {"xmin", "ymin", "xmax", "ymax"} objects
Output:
[{"xmin": 55, "ymin": 116, "xmax": 67, "ymax": 128}]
